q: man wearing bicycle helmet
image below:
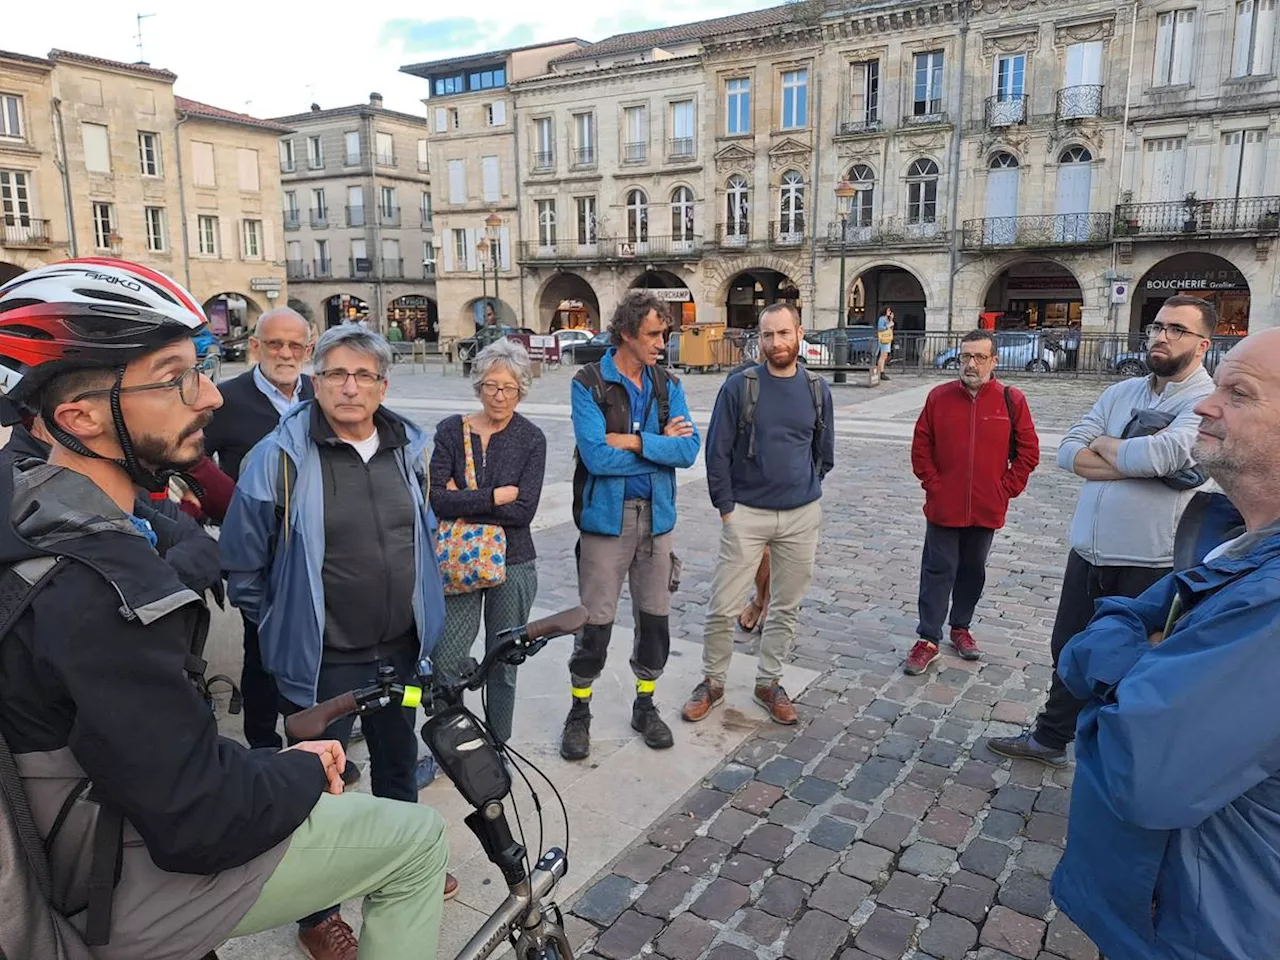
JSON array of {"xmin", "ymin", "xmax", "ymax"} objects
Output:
[{"xmin": 0, "ymin": 259, "xmax": 448, "ymax": 960}]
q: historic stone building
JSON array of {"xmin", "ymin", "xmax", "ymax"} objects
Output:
[{"xmin": 270, "ymin": 96, "xmax": 437, "ymax": 337}]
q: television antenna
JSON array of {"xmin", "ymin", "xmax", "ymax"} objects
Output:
[{"xmin": 135, "ymin": 12, "xmax": 156, "ymax": 63}]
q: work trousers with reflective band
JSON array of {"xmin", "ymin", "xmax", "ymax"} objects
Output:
[
  {"xmin": 570, "ymin": 499, "xmax": 672, "ymax": 691},
  {"xmin": 229, "ymin": 792, "xmax": 448, "ymax": 960},
  {"xmin": 702, "ymin": 500, "xmax": 822, "ymax": 685}
]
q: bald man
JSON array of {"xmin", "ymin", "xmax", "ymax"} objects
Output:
[
  {"xmin": 1051, "ymin": 328, "xmax": 1280, "ymax": 960},
  {"xmin": 205, "ymin": 308, "xmax": 315, "ymax": 750}
]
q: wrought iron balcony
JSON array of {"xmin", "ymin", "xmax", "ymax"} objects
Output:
[
  {"xmin": 379, "ymin": 206, "xmax": 401, "ymax": 227},
  {"xmin": 613, "ymin": 235, "xmax": 701, "ymax": 259},
  {"xmin": 283, "ymin": 212, "xmax": 301, "ymax": 231},
  {"xmin": 624, "ymin": 142, "xmax": 647, "ymax": 163},
  {"xmin": 345, "ymin": 152, "xmax": 362, "ymax": 167},
  {"xmin": 769, "ymin": 220, "xmax": 807, "ymax": 247},
  {"xmin": 516, "ymin": 238, "xmax": 608, "ymax": 262},
  {"xmin": 516, "ymin": 235, "xmax": 701, "ymax": 263},
  {"xmin": 280, "ymin": 159, "xmax": 296, "ymax": 173},
  {"xmin": 715, "ymin": 223, "xmax": 751, "ymax": 248},
  {"xmin": 1057, "ymin": 85, "xmax": 1103, "ymax": 122},
  {"xmin": 985, "ymin": 95, "xmax": 1027, "ymax": 128},
  {"xmin": 903, "ymin": 109, "xmax": 947, "ymax": 127},
  {"xmin": 310, "ymin": 209, "xmax": 329, "ymax": 229},
  {"xmin": 571, "ymin": 147, "xmax": 596, "ymax": 168},
  {"xmin": 1, "ymin": 218, "xmax": 53, "ymax": 248},
  {"xmin": 836, "ymin": 117, "xmax": 881, "ymax": 136},
  {"xmin": 381, "ymin": 258, "xmax": 404, "ymax": 279},
  {"xmin": 307, "ymin": 157, "xmax": 324, "ymax": 170},
  {"xmin": 417, "ymin": 160, "xmax": 431, "ymax": 174},
  {"xmin": 423, "ymin": 262, "xmax": 437, "ymax": 279},
  {"xmin": 532, "ymin": 151, "xmax": 554, "ymax": 171},
  {"xmin": 346, "ymin": 206, "xmax": 366, "ymax": 228},
  {"xmin": 313, "ymin": 258, "xmax": 332, "ymax": 278},
  {"xmin": 376, "ymin": 154, "xmax": 398, "ymax": 168},
  {"xmin": 420, "ymin": 214, "xmax": 433, "ymax": 232},
  {"xmin": 825, "ymin": 216, "xmax": 950, "ymax": 248},
  {"xmin": 667, "ymin": 138, "xmax": 695, "ymax": 160},
  {"xmin": 961, "ymin": 213, "xmax": 1113, "ymax": 250},
  {"xmin": 1115, "ymin": 196, "xmax": 1280, "ymax": 239},
  {"xmin": 286, "ymin": 259, "xmax": 307, "ymax": 280}
]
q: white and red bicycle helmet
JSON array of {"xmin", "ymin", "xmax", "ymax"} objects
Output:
[{"xmin": 0, "ymin": 258, "xmax": 208, "ymax": 490}]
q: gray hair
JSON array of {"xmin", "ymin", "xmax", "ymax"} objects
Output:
[
  {"xmin": 471, "ymin": 338, "xmax": 533, "ymax": 398},
  {"xmin": 254, "ymin": 307, "xmax": 311, "ymax": 339},
  {"xmin": 313, "ymin": 325, "xmax": 394, "ymax": 377}
]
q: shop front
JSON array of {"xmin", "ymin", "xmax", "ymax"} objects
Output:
[
  {"xmin": 388, "ymin": 295, "xmax": 438, "ymax": 342},
  {"xmin": 984, "ymin": 260, "xmax": 1084, "ymax": 333},
  {"xmin": 1130, "ymin": 253, "xmax": 1251, "ymax": 336}
]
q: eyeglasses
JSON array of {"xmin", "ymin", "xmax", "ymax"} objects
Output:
[
  {"xmin": 315, "ymin": 368, "xmax": 385, "ymax": 387},
  {"xmin": 72, "ymin": 357, "xmax": 216, "ymax": 407},
  {"xmin": 960, "ymin": 353, "xmax": 992, "ymax": 364},
  {"xmin": 479, "ymin": 381, "xmax": 520, "ymax": 398},
  {"xmin": 259, "ymin": 338, "xmax": 311, "ymax": 355},
  {"xmin": 1146, "ymin": 322, "xmax": 1206, "ymax": 343}
]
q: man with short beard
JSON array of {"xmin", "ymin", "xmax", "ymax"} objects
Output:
[
  {"xmin": 682, "ymin": 302, "xmax": 834, "ymax": 726},
  {"xmin": 990, "ymin": 294, "xmax": 1218, "ymax": 767}
]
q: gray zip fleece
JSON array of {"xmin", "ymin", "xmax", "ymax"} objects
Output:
[{"xmin": 1057, "ymin": 366, "xmax": 1215, "ymax": 567}]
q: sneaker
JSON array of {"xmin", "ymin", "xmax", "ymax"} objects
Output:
[
  {"xmin": 443, "ymin": 872, "xmax": 459, "ymax": 901},
  {"xmin": 987, "ymin": 732, "xmax": 1069, "ymax": 768},
  {"xmin": 904, "ymin": 640, "xmax": 940, "ymax": 676},
  {"xmin": 298, "ymin": 914, "xmax": 358, "ymax": 960},
  {"xmin": 681, "ymin": 679, "xmax": 725, "ymax": 723},
  {"xmin": 349, "ymin": 718, "xmax": 365, "ymax": 744},
  {"xmin": 415, "ymin": 754, "xmax": 437, "ymax": 790},
  {"xmin": 950, "ymin": 627, "xmax": 982, "ymax": 661},
  {"xmin": 880, "ymin": 372, "xmax": 891, "ymax": 381},
  {"xmin": 631, "ymin": 697, "xmax": 674, "ymax": 749},
  {"xmin": 753, "ymin": 682, "xmax": 798, "ymax": 725},
  {"xmin": 559, "ymin": 700, "xmax": 592, "ymax": 761}
]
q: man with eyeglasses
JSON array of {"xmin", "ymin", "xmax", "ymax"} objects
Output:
[
  {"xmin": 222, "ymin": 325, "xmax": 450, "ymax": 959},
  {"xmin": 990, "ymin": 294, "xmax": 1218, "ymax": 768},
  {"xmin": 905, "ymin": 329, "xmax": 1040, "ymax": 676},
  {"xmin": 203, "ymin": 308, "xmax": 316, "ymax": 755}
]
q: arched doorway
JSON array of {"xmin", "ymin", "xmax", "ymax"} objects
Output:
[
  {"xmin": 724, "ymin": 269, "xmax": 802, "ymax": 329},
  {"xmin": 538, "ymin": 273, "xmax": 601, "ymax": 332},
  {"xmin": 463, "ymin": 298, "xmax": 517, "ymax": 329},
  {"xmin": 388, "ymin": 295, "xmax": 439, "ymax": 342},
  {"xmin": 0, "ymin": 261, "xmax": 23, "ymax": 286},
  {"xmin": 847, "ymin": 266, "xmax": 928, "ymax": 331},
  {"xmin": 1130, "ymin": 252, "xmax": 1251, "ymax": 336},
  {"xmin": 982, "ymin": 259, "xmax": 1084, "ymax": 333},
  {"xmin": 323, "ymin": 293, "xmax": 370, "ymax": 329},
  {"xmin": 288, "ymin": 298, "xmax": 315, "ymax": 325},
  {"xmin": 630, "ymin": 269, "xmax": 694, "ymax": 326},
  {"xmin": 202, "ymin": 292, "xmax": 263, "ymax": 341}
]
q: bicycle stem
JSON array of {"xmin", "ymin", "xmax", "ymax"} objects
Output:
[{"xmin": 452, "ymin": 848, "xmax": 568, "ymax": 960}]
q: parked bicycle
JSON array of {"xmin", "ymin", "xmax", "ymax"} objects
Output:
[{"xmin": 284, "ymin": 605, "xmax": 589, "ymax": 960}]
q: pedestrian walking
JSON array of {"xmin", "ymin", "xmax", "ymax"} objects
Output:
[
  {"xmin": 682, "ymin": 303, "xmax": 834, "ymax": 726},
  {"xmin": 904, "ymin": 329, "xmax": 1040, "ymax": 675},
  {"xmin": 429, "ymin": 339, "xmax": 546, "ymax": 744},
  {"xmin": 875, "ymin": 306, "xmax": 895, "ymax": 380},
  {"xmin": 559, "ymin": 290, "xmax": 701, "ymax": 761},
  {"xmin": 989, "ymin": 295, "xmax": 1218, "ymax": 766},
  {"xmin": 203, "ymin": 307, "xmax": 314, "ymax": 751},
  {"xmin": 1051, "ymin": 328, "xmax": 1280, "ymax": 960},
  {"xmin": 221, "ymin": 325, "xmax": 454, "ymax": 955}
]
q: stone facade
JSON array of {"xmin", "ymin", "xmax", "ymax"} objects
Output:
[{"xmin": 270, "ymin": 96, "xmax": 437, "ymax": 337}]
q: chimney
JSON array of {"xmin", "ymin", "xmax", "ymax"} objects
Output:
[
  {"xmin": 310, "ymin": 103, "xmax": 321, "ymax": 112},
  {"xmin": 369, "ymin": 92, "xmax": 383, "ymax": 107}
]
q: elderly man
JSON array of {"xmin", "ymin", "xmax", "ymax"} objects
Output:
[
  {"xmin": 1052, "ymin": 328, "xmax": 1280, "ymax": 960},
  {"xmin": 221, "ymin": 326, "xmax": 449, "ymax": 959},
  {"xmin": 204, "ymin": 307, "xmax": 315, "ymax": 750}
]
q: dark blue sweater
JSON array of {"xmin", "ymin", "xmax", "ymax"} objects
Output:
[{"xmin": 705, "ymin": 365, "xmax": 835, "ymax": 515}]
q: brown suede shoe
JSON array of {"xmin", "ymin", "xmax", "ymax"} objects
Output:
[
  {"xmin": 681, "ymin": 679, "xmax": 725, "ymax": 722},
  {"xmin": 298, "ymin": 914, "xmax": 358, "ymax": 960},
  {"xmin": 443, "ymin": 872, "xmax": 459, "ymax": 900},
  {"xmin": 753, "ymin": 682, "xmax": 798, "ymax": 725}
]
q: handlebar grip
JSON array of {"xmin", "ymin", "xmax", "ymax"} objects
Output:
[
  {"xmin": 524, "ymin": 606, "xmax": 589, "ymax": 642},
  {"xmin": 284, "ymin": 691, "xmax": 359, "ymax": 741}
]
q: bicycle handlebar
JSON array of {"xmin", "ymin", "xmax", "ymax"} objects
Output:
[{"xmin": 285, "ymin": 691, "xmax": 362, "ymax": 741}]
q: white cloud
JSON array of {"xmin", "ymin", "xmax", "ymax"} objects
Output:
[{"xmin": 5, "ymin": 0, "xmax": 773, "ymax": 118}]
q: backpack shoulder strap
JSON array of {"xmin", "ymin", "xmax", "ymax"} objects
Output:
[
  {"xmin": 738, "ymin": 367, "xmax": 762, "ymax": 459},
  {"xmin": 651, "ymin": 365, "xmax": 672, "ymax": 431},
  {"xmin": 804, "ymin": 368, "xmax": 826, "ymax": 467},
  {"xmin": 574, "ymin": 362, "xmax": 608, "ymax": 410},
  {"xmin": 1004, "ymin": 384, "xmax": 1019, "ymax": 462},
  {"xmin": 272, "ymin": 448, "xmax": 296, "ymax": 551}
]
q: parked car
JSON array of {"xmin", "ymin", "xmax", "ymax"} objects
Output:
[
  {"xmin": 563, "ymin": 330, "xmax": 668, "ymax": 365},
  {"xmin": 1110, "ymin": 337, "xmax": 1242, "ymax": 377},
  {"xmin": 803, "ymin": 326, "xmax": 880, "ymax": 366},
  {"xmin": 935, "ymin": 330, "xmax": 1063, "ymax": 372},
  {"xmin": 553, "ymin": 328, "xmax": 594, "ymax": 349}
]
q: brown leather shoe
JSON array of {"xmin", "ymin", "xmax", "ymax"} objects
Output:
[
  {"xmin": 753, "ymin": 682, "xmax": 798, "ymax": 725},
  {"xmin": 681, "ymin": 679, "xmax": 725, "ymax": 722},
  {"xmin": 298, "ymin": 914, "xmax": 358, "ymax": 960},
  {"xmin": 443, "ymin": 872, "xmax": 459, "ymax": 900}
]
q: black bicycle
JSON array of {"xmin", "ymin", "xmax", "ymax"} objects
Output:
[{"xmin": 284, "ymin": 606, "xmax": 589, "ymax": 960}]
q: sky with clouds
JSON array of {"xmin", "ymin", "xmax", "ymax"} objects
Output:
[{"xmin": 6, "ymin": 0, "xmax": 774, "ymax": 119}]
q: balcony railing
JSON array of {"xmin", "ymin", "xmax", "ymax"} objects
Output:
[
  {"xmin": 307, "ymin": 157, "xmax": 324, "ymax": 170},
  {"xmin": 667, "ymin": 137, "xmax": 695, "ymax": 160},
  {"xmin": 376, "ymin": 154, "xmax": 397, "ymax": 168},
  {"xmin": 313, "ymin": 257, "xmax": 332, "ymax": 278},
  {"xmin": 1057, "ymin": 85, "xmax": 1104, "ymax": 121},
  {"xmin": 417, "ymin": 160, "xmax": 431, "ymax": 173},
  {"xmin": 825, "ymin": 216, "xmax": 950, "ymax": 248},
  {"xmin": 349, "ymin": 257, "xmax": 373, "ymax": 278},
  {"xmin": 345, "ymin": 152, "xmax": 362, "ymax": 166},
  {"xmin": 517, "ymin": 238, "xmax": 605, "ymax": 262},
  {"xmin": 769, "ymin": 220, "xmax": 807, "ymax": 247},
  {"xmin": 420, "ymin": 213, "xmax": 433, "ymax": 231},
  {"xmin": 286, "ymin": 259, "xmax": 307, "ymax": 280},
  {"xmin": 423, "ymin": 262, "xmax": 437, "ymax": 279},
  {"xmin": 346, "ymin": 206, "xmax": 366, "ymax": 227},
  {"xmin": 903, "ymin": 109, "xmax": 947, "ymax": 126},
  {"xmin": 571, "ymin": 147, "xmax": 596, "ymax": 168},
  {"xmin": 624, "ymin": 142, "xmax": 647, "ymax": 163},
  {"xmin": 716, "ymin": 223, "xmax": 751, "ymax": 248},
  {"xmin": 532, "ymin": 151, "xmax": 554, "ymax": 171},
  {"xmin": 962, "ymin": 213, "xmax": 1113, "ymax": 250},
  {"xmin": 1, "ymin": 219, "xmax": 53, "ymax": 248},
  {"xmin": 283, "ymin": 212, "xmax": 301, "ymax": 231},
  {"xmin": 614, "ymin": 235, "xmax": 701, "ymax": 258},
  {"xmin": 985, "ymin": 95, "xmax": 1027, "ymax": 128},
  {"xmin": 280, "ymin": 159, "xmax": 296, "ymax": 173},
  {"xmin": 379, "ymin": 206, "xmax": 401, "ymax": 227},
  {"xmin": 1115, "ymin": 196, "xmax": 1280, "ymax": 239},
  {"xmin": 310, "ymin": 209, "xmax": 329, "ymax": 229},
  {"xmin": 837, "ymin": 117, "xmax": 881, "ymax": 136},
  {"xmin": 382, "ymin": 258, "xmax": 404, "ymax": 279},
  {"xmin": 516, "ymin": 235, "xmax": 701, "ymax": 262}
]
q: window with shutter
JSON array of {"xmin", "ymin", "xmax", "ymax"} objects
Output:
[
  {"xmin": 192, "ymin": 141, "xmax": 216, "ymax": 187},
  {"xmin": 435, "ymin": 108, "xmax": 448, "ymax": 133},
  {"xmin": 82, "ymin": 122, "xmax": 111, "ymax": 173},
  {"xmin": 482, "ymin": 156, "xmax": 500, "ymax": 202},
  {"xmin": 448, "ymin": 159, "xmax": 466, "ymax": 203},
  {"xmin": 236, "ymin": 148, "xmax": 260, "ymax": 192}
]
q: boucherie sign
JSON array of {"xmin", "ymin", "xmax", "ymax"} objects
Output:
[{"xmin": 1145, "ymin": 266, "xmax": 1248, "ymax": 291}]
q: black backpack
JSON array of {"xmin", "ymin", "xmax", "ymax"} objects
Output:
[
  {"xmin": 571, "ymin": 362, "xmax": 672, "ymax": 530},
  {"xmin": 737, "ymin": 365, "xmax": 827, "ymax": 471}
]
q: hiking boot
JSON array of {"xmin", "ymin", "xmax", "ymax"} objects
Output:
[
  {"xmin": 340, "ymin": 761, "xmax": 362, "ymax": 787},
  {"xmin": 987, "ymin": 732, "xmax": 1069, "ymax": 768},
  {"xmin": 298, "ymin": 914, "xmax": 358, "ymax": 960},
  {"xmin": 950, "ymin": 627, "xmax": 982, "ymax": 661},
  {"xmin": 631, "ymin": 696, "xmax": 674, "ymax": 749},
  {"xmin": 443, "ymin": 872, "xmax": 459, "ymax": 900},
  {"xmin": 681, "ymin": 679, "xmax": 725, "ymax": 722},
  {"xmin": 753, "ymin": 682, "xmax": 798, "ymax": 725},
  {"xmin": 904, "ymin": 640, "xmax": 940, "ymax": 676},
  {"xmin": 559, "ymin": 699, "xmax": 592, "ymax": 761}
]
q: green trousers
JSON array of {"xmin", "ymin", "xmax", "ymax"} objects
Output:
[{"xmin": 229, "ymin": 792, "xmax": 448, "ymax": 958}]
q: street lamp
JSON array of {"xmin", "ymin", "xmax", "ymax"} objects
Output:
[
  {"xmin": 833, "ymin": 180, "xmax": 856, "ymax": 385},
  {"xmin": 477, "ymin": 237, "xmax": 490, "ymax": 321},
  {"xmin": 485, "ymin": 211, "xmax": 502, "ymax": 309}
]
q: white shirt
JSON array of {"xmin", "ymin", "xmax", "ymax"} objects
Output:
[
  {"xmin": 1204, "ymin": 534, "xmax": 1246, "ymax": 564},
  {"xmin": 252, "ymin": 365, "xmax": 304, "ymax": 418},
  {"xmin": 345, "ymin": 430, "xmax": 380, "ymax": 463}
]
